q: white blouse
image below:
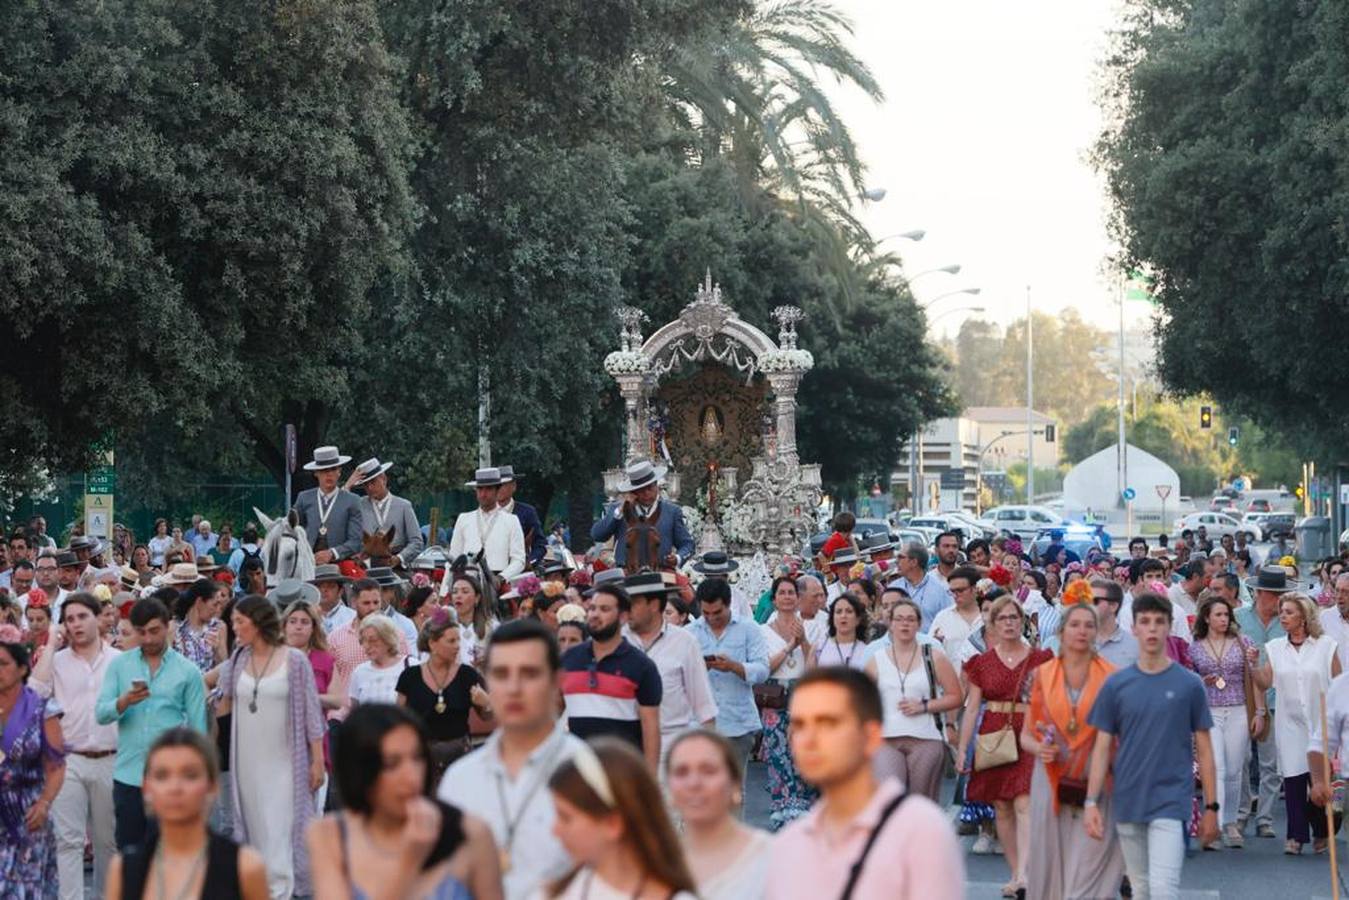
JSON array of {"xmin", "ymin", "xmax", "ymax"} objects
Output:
[
  {"xmin": 761, "ymin": 624, "xmax": 807, "ymax": 683},
  {"xmin": 347, "ymin": 656, "xmax": 418, "ymax": 705}
]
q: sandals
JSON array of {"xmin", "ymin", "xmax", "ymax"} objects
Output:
[
  {"xmin": 1285, "ymin": 839, "xmax": 1303, "ymax": 855},
  {"xmin": 1000, "ymin": 880, "xmax": 1026, "ymax": 898},
  {"xmin": 1314, "ymin": 838, "xmax": 1329, "ymax": 854}
]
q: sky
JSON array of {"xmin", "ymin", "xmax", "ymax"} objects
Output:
[{"xmin": 828, "ymin": 1, "xmax": 1152, "ymax": 334}]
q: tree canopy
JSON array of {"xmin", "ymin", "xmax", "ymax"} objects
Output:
[{"xmin": 1097, "ymin": 0, "xmax": 1349, "ymax": 460}]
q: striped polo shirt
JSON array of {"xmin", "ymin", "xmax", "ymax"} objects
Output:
[{"xmin": 560, "ymin": 637, "xmax": 662, "ymax": 751}]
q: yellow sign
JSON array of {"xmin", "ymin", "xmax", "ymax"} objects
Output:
[{"xmin": 84, "ymin": 494, "xmax": 114, "ymax": 542}]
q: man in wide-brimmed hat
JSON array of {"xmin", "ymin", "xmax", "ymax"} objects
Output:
[
  {"xmin": 309, "ymin": 563, "xmax": 355, "ymax": 633},
  {"xmin": 590, "ymin": 459, "xmax": 694, "ymax": 575},
  {"xmin": 691, "ymin": 550, "xmax": 739, "ymax": 579},
  {"xmin": 497, "ymin": 464, "xmax": 546, "ymax": 566},
  {"xmin": 449, "ymin": 467, "xmax": 526, "ymax": 585},
  {"xmin": 352, "ymin": 457, "xmax": 424, "ymax": 568},
  {"xmin": 292, "ymin": 445, "xmax": 364, "ymax": 565}
]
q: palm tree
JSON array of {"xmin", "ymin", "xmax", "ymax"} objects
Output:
[{"xmin": 659, "ymin": 1, "xmax": 885, "ymax": 319}]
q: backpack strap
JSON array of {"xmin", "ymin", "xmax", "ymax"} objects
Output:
[
  {"xmin": 839, "ymin": 788, "xmax": 909, "ymax": 900},
  {"xmin": 920, "ymin": 642, "xmax": 944, "ymax": 732}
]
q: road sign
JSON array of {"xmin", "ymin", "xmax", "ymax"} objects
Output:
[
  {"xmin": 1156, "ymin": 484, "xmax": 1172, "ymax": 501},
  {"xmin": 1122, "ymin": 487, "xmax": 1136, "ymax": 501},
  {"xmin": 940, "ymin": 469, "xmax": 966, "ymax": 490},
  {"xmin": 1232, "ymin": 477, "xmax": 1247, "ymax": 493},
  {"xmin": 85, "ymin": 466, "xmax": 115, "ymax": 495},
  {"xmin": 84, "ymin": 493, "xmax": 113, "ymax": 541}
]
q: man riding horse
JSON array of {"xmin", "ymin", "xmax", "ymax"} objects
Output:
[
  {"xmin": 291, "ymin": 445, "xmax": 363, "ymax": 564},
  {"xmin": 352, "ymin": 456, "xmax": 424, "ymax": 570},
  {"xmin": 590, "ymin": 459, "xmax": 695, "ymax": 575}
]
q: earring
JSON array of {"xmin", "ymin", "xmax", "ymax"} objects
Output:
[{"xmin": 732, "ymin": 791, "xmax": 743, "ymax": 805}]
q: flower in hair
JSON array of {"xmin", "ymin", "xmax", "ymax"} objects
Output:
[
  {"xmin": 0, "ymin": 623, "xmax": 23, "ymax": 643},
  {"xmin": 25, "ymin": 588, "xmax": 49, "ymax": 610},
  {"xmin": 92, "ymin": 584, "xmax": 113, "ymax": 602},
  {"xmin": 987, "ymin": 564, "xmax": 1014, "ymax": 587},
  {"xmin": 1062, "ymin": 580, "xmax": 1093, "ymax": 607},
  {"xmin": 410, "ymin": 572, "xmax": 431, "ymax": 589},
  {"xmin": 541, "ymin": 581, "xmax": 566, "ymax": 598},
  {"xmin": 513, "ymin": 574, "xmax": 542, "ymax": 598}
]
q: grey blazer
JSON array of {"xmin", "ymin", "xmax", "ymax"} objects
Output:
[
  {"xmin": 292, "ymin": 488, "xmax": 363, "ymax": 560},
  {"xmin": 359, "ymin": 494, "xmax": 425, "ymax": 566}
]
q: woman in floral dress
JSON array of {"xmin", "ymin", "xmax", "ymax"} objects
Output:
[
  {"xmin": 757, "ymin": 576, "xmax": 818, "ymax": 829},
  {"xmin": 0, "ymin": 633, "xmax": 66, "ymax": 899}
]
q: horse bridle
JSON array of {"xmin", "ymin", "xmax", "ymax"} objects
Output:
[{"xmin": 267, "ymin": 529, "xmax": 300, "ymax": 581}]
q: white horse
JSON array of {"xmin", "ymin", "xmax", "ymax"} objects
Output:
[{"xmin": 253, "ymin": 506, "xmax": 316, "ymax": 588}]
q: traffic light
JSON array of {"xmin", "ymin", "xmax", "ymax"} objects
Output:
[
  {"xmin": 1200, "ymin": 405, "xmax": 1212, "ymax": 429},
  {"xmin": 1044, "ymin": 424, "xmax": 1056, "ymax": 443},
  {"xmin": 1227, "ymin": 426, "xmax": 1239, "ymax": 446},
  {"xmin": 1295, "ymin": 484, "xmax": 1305, "ymax": 500}
]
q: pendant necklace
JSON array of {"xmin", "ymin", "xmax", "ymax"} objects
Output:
[
  {"xmin": 248, "ymin": 646, "xmax": 278, "ymax": 714},
  {"xmin": 1062, "ymin": 662, "xmax": 1087, "ymax": 736},
  {"xmin": 426, "ymin": 659, "xmax": 453, "ymax": 714},
  {"xmin": 1207, "ymin": 637, "xmax": 1230, "ymax": 691}
]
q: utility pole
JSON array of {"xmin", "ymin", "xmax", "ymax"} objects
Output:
[
  {"xmin": 1025, "ymin": 285, "xmax": 1034, "ymax": 503},
  {"xmin": 1118, "ymin": 279, "xmax": 1127, "ymax": 509}
]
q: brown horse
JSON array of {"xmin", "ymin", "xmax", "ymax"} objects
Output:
[
  {"xmin": 621, "ymin": 503, "xmax": 667, "ymax": 575},
  {"xmin": 361, "ymin": 527, "xmax": 399, "ymax": 570}
]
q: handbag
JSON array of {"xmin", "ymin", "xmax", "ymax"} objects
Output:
[
  {"xmin": 754, "ymin": 682, "xmax": 788, "ymax": 710},
  {"xmin": 973, "ymin": 654, "xmax": 1030, "ymax": 772},
  {"xmin": 1056, "ymin": 742, "xmax": 1091, "ymax": 807},
  {"xmin": 1243, "ymin": 646, "xmax": 1270, "ymax": 742}
]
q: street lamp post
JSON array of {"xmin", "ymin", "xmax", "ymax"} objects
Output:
[
  {"xmin": 927, "ymin": 305, "xmax": 986, "ymax": 328},
  {"xmin": 876, "ymin": 230, "xmax": 927, "ymax": 244},
  {"xmin": 1026, "ymin": 285, "xmax": 1034, "ymax": 503},
  {"xmin": 922, "ymin": 287, "xmax": 982, "ymax": 308}
]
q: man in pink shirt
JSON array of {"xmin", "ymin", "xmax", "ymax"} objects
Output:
[{"xmin": 766, "ymin": 666, "xmax": 964, "ymax": 899}]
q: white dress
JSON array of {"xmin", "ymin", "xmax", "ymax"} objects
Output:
[
  {"xmin": 874, "ymin": 643, "xmax": 943, "ymax": 741},
  {"xmin": 814, "ymin": 638, "xmax": 867, "ymax": 670},
  {"xmin": 235, "ymin": 665, "xmax": 294, "ymax": 900},
  {"xmin": 531, "ymin": 868, "xmax": 698, "ymax": 900},
  {"xmin": 1269, "ymin": 635, "xmax": 1338, "ymax": 777},
  {"xmin": 697, "ymin": 829, "xmax": 772, "ymax": 900},
  {"xmin": 760, "ymin": 624, "xmax": 807, "ymax": 683}
]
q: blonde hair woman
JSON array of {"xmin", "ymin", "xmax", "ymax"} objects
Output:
[
  {"xmin": 347, "ymin": 615, "xmax": 418, "ymax": 707},
  {"xmin": 1253, "ymin": 592, "xmax": 1342, "ymax": 854}
]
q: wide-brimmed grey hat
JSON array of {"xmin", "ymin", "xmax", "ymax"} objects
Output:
[
  {"xmin": 465, "ymin": 467, "xmax": 504, "ymax": 488},
  {"xmin": 584, "ymin": 568, "xmax": 628, "ymax": 597},
  {"xmin": 365, "ymin": 566, "xmax": 404, "ymax": 588},
  {"xmin": 303, "ymin": 445, "xmax": 352, "ymax": 472},
  {"xmin": 624, "ymin": 571, "xmax": 669, "ymax": 597},
  {"xmin": 411, "ymin": 546, "xmax": 450, "ymax": 573},
  {"xmin": 691, "ymin": 550, "xmax": 739, "ymax": 575},
  {"xmin": 267, "ymin": 578, "xmax": 321, "ymax": 607},
  {"xmin": 309, "ymin": 563, "xmax": 351, "ymax": 585},
  {"xmin": 616, "ymin": 459, "xmax": 668, "ymax": 493},
  {"xmin": 1245, "ymin": 565, "xmax": 1304, "ymax": 594},
  {"xmin": 537, "ymin": 549, "xmax": 574, "ymax": 577},
  {"xmin": 858, "ymin": 533, "xmax": 898, "ymax": 558},
  {"xmin": 829, "ymin": 546, "xmax": 862, "ymax": 567},
  {"xmin": 353, "ymin": 457, "xmax": 394, "ymax": 487},
  {"xmin": 498, "ymin": 465, "xmax": 521, "ymax": 483}
]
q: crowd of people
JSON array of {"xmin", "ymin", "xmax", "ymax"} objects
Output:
[{"xmin": 2, "ymin": 448, "xmax": 1348, "ymax": 899}]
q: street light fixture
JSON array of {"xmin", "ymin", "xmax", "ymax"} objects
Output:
[
  {"xmin": 861, "ymin": 187, "xmax": 887, "ymax": 202},
  {"xmin": 876, "ymin": 229, "xmax": 926, "ymax": 244},
  {"xmin": 928, "ymin": 305, "xmax": 985, "ymax": 326},
  {"xmin": 921, "ymin": 287, "xmax": 982, "ymax": 308}
]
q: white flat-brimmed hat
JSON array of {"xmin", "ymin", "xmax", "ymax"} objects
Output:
[
  {"xmin": 267, "ymin": 578, "xmax": 321, "ymax": 607},
  {"xmin": 161, "ymin": 562, "xmax": 201, "ymax": 585},
  {"xmin": 353, "ymin": 457, "xmax": 394, "ymax": 486},
  {"xmin": 303, "ymin": 445, "xmax": 352, "ymax": 472},
  {"xmin": 615, "ymin": 459, "xmax": 668, "ymax": 493},
  {"xmin": 465, "ymin": 467, "xmax": 504, "ymax": 488}
]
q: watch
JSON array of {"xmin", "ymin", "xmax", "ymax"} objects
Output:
[{"xmin": 1204, "ymin": 801, "xmax": 1220, "ymax": 812}]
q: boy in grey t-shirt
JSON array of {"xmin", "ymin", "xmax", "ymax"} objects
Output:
[{"xmin": 1085, "ymin": 591, "xmax": 1218, "ymax": 900}]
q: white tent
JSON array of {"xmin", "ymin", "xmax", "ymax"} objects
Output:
[{"xmin": 1063, "ymin": 443, "xmax": 1181, "ymax": 516}]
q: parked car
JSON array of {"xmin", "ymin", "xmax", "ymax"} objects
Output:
[
  {"xmin": 1240, "ymin": 512, "xmax": 1271, "ymax": 541},
  {"xmin": 1263, "ymin": 513, "xmax": 1297, "ymax": 540},
  {"xmin": 1172, "ymin": 511, "xmax": 1256, "ymax": 541},
  {"xmin": 1029, "ymin": 526, "xmax": 1105, "ymax": 563},
  {"xmin": 908, "ymin": 514, "xmax": 991, "ymax": 543},
  {"xmin": 1245, "ymin": 498, "xmax": 1272, "ymax": 513},
  {"xmin": 938, "ymin": 510, "xmax": 997, "ymax": 541},
  {"xmin": 1209, "ymin": 495, "xmax": 1239, "ymax": 513},
  {"xmin": 978, "ymin": 505, "xmax": 1067, "ymax": 543}
]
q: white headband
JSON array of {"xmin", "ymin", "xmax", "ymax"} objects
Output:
[{"xmin": 571, "ymin": 742, "xmax": 615, "ymax": 808}]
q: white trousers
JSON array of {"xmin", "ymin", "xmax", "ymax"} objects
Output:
[
  {"xmin": 1210, "ymin": 705, "xmax": 1251, "ymax": 827},
  {"xmin": 1117, "ymin": 819, "xmax": 1185, "ymax": 900},
  {"xmin": 52, "ymin": 753, "xmax": 116, "ymax": 900}
]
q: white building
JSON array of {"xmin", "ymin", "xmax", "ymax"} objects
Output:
[{"xmin": 1062, "ymin": 443, "xmax": 1181, "ymax": 530}]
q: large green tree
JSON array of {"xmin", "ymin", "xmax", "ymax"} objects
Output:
[
  {"xmin": 1097, "ymin": 0, "xmax": 1349, "ymax": 458},
  {"xmin": 1, "ymin": 0, "xmax": 416, "ymax": 505}
]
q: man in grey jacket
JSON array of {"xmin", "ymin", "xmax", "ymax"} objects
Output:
[
  {"xmin": 292, "ymin": 445, "xmax": 363, "ymax": 564},
  {"xmin": 353, "ymin": 457, "xmax": 424, "ymax": 567}
]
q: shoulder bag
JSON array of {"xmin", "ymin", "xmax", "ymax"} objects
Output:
[
  {"xmin": 839, "ymin": 789, "xmax": 909, "ymax": 900},
  {"xmin": 974, "ymin": 654, "xmax": 1030, "ymax": 772}
]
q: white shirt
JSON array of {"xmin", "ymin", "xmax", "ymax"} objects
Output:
[
  {"xmin": 624, "ymin": 622, "xmax": 718, "ymax": 737},
  {"xmin": 347, "ymin": 656, "xmax": 417, "ymax": 706},
  {"xmin": 31, "ymin": 642, "xmax": 121, "ymax": 752},
  {"xmin": 929, "ymin": 606, "xmax": 981, "ymax": 662},
  {"xmin": 449, "ymin": 507, "xmax": 526, "ymax": 580},
  {"xmin": 439, "ymin": 723, "xmax": 584, "ymax": 900},
  {"xmin": 1119, "ymin": 591, "xmax": 1194, "ymax": 643},
  {"xmin": 1309, "ymin": 671, "xmax": 1349, "ymax": 775},
  {"xmin": 321, "ymin": 602, "xmax": 356, "ymax": 635},
  {"xmin": 766, "ymin": 609, "xmax": 828, "ymax": 649},
  {"xmin": 1168, "ymin": 582, "xmax": 1201, "ymax": 617},
  {"xmin": 1320, "ymin": 607, "xmax": 1349, "ymax": 672}
]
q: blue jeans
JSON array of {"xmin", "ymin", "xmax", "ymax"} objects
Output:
[{"xmin": 1116, "ymin": 819, "xmax": 1185, "ymax": 900}]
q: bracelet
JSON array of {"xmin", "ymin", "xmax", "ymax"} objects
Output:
[{"xmin": 1255, "ymin": 709, "xmax": 1266, "ymax": 715}]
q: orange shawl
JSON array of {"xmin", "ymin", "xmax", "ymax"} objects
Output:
[{"xmin": 1029, "ymin": 655, "xmax": 1115, "ymax": 813}]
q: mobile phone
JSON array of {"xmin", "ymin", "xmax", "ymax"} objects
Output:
[
  {"xmin": 131, "ymin": 678, "xmax": 148, "ymax": 691},
  {"xmin": 703, "ymin": 655, "xmax": 719, "ymax": 663}
]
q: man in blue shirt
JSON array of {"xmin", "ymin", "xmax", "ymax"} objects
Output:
[
  {"xmin": 686, "ymin": 578, "xmax": 769, "ymax": 785},
  {"xmin": 1086, "ymin": 591, "xmax": 1217, "ymax": 897},
  {"xmin": 889, "ymin": 542, "xmax": 952, "ymax": 634},
  {"xmin": 96, "ymin": 596, "xmax": 208, "ymax": 851}
]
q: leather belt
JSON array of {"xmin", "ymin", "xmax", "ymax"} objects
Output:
[
  {"xmin": 69, "ymin": 749, "xmax": 116, "ymax": 759},
  {"xmin": 984, "ymin": 701, "xmax": 1029, "ymax": 714}
]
